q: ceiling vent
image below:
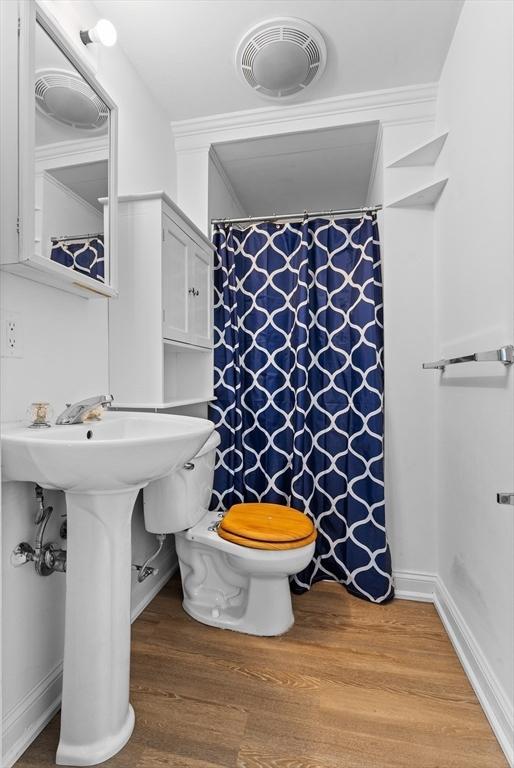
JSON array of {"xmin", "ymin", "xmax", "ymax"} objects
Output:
[
  {"xmin": 35, "ymin": 69, "xmax": 108, "ymax": 131},
  {"xmin": 236, "ymin": 18, "xmax": 327, "ymax": 99}
]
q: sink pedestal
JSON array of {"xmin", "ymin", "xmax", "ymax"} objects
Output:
[{"xmin": 56, "ymin": 487, "xmax": 140, "ymax": 766}]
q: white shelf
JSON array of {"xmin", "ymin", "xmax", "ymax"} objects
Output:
[
  {"xmin": 388, "ymin": 133, "xmax": 448, "ymax": 168},
  {"xmin": 387, "ymin": 178, "xmax": 448, "ymax": 209},
  {"xmin": 2, "ymin": 254, "xmax": 117, "ymax": 299},
  {"xmin": 112, "ymin": 396, "xmax": 216, "ymax": 411},
  {"xmin": 163, "ymin": 337, "xmax": 212, "ymax": 352}
]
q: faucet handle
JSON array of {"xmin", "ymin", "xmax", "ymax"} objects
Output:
[{"xmin": 26, "ymin": 402, "xmax": 53, "ymax": 429}]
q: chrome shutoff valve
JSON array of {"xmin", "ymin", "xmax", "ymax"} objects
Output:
[{"xmin": 10, "ymin": 485, "xmax": 67, "ymax": 576}]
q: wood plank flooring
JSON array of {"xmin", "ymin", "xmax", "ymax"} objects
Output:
[{"xmin": 16, "ymin": 577, "xmax": 507, "ymax": 768}]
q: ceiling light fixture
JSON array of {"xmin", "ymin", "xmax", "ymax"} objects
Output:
[{"xmin": 80, "ymin": 19, "xmax": 117, "ymax": 47}]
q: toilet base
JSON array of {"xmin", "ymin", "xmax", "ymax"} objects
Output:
[
  {"xmin": 181, "ymin": 572, "xmax": 295, "ymax": 636},
  {"xmin": 175, "ymin": 515, "xmax": 315, "ymax": 637}
]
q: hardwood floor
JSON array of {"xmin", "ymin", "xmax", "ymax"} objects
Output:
[{"xmin": 16, "ymin": 577, "xmax": 507, "ymax": 768}]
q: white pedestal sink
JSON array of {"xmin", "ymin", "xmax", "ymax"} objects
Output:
[{"xmin": 1, "ymin": 412, "xmax": 213, "ymax": 766}]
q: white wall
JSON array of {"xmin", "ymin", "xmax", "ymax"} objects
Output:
[
  {"xmin": 380, "ymin": 121, "xmax": 439, "ymax": 579},
  {"xmin": 0, "ymin": 1, "xmax": 178, "ymax": 763},
  {"xmin": 208, "ymin": 149, "xmax": 247, "ymax": 223},
  {"xmin": 366, "ymin": 127, "xmax": 383, "ymax": 208},
  {"xmin": 433, "ymin": 0, "xmax": 514, "ymax": 752}
]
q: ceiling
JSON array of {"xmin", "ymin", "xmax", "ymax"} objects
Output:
[
  {"xmin": 213, "ymin": 122, "xmax": 379, "ymax": 215},
  {"xmin": 93, "ymin": 0, "xmax": 463, "ymax": 121}
]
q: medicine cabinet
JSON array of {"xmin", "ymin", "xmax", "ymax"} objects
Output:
[{"xmin": 0, "ymin": 1, "xmax": 118, "ymax": 298}]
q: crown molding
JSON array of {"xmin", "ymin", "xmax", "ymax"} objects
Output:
[
  {"xmin": 171, "ymin": 82, "xmax": 438, "ymax": 151},
  {"xmin": 35, "ymin": 135, "xmax": 108, "ymax": 166}
]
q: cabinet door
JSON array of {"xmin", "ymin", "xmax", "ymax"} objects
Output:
[
  {"xmin": 187, "ymin": 242, "xmax": 212, "ymax": 348},
  {"xmin": 162, "ymin": 214, "xmax": 189, "ymax": 343}
]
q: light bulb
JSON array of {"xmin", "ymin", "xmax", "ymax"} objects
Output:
[{"xmin": 81, "ymin": 19, "xmax": 117, "ymax": 47}]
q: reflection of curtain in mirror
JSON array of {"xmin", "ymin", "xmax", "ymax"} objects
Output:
[{"xmin": 50, "ymin": 236, "xmax": 104, "ymax": 282}]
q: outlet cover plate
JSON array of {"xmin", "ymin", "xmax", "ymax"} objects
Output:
[{"xmin": 1, "ymin": 310, "xmax": 24, "ymax": 358}]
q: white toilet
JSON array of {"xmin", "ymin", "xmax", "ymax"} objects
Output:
[{"xmin": 143, "ymin": 431, "xmax": 316, "ymax": 636}]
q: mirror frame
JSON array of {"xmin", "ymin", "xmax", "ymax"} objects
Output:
[{"xmin": 17, "ymin": 0, "xmax": 118, "ymax": 298}]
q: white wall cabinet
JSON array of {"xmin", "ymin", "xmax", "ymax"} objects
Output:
[
  {"xmin": 161, "ymin": 215, "xmax": 212, "ymax": 347},
  {"xmin": 109, "ymin": 192, "xmax": 214, "ymax": 409},
  {"xmin": 187, "ymin": 240, "xmax": 212, "ymax": 347}
]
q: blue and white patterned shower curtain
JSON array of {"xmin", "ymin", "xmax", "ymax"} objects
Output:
[{"xmin": 209, "ymin": 215, "xmax": 393, "ymax": 603}]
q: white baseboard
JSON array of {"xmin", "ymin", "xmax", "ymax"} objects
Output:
[
  {"xmin": 434, "ymin": 578, "xmax": 514, "ymax": 768},
  {"xmin": 1, "ymin": 564, "xmax": 177, "ymax": 768},
  {"xmin": 393, "ymin": 569, "xmax": 512, "ymax": 766},
  {"xmin": 1, "ymin": 661, "xmax": 63, "ymax": 768},
  {"xmin": 393, "ymin": 569, "xmax": 436, "ymax": 601}
]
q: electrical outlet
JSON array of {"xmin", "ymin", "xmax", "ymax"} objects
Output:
[{"xmin": 1, "ymin": 311, "xmax": 23, "ymax": 358}]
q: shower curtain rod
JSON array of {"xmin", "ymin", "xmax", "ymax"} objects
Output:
[{"xmin": 211, "ymin": 204, "xmax": 382, "ymax": 226}]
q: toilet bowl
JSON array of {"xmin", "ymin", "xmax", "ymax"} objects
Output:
[{"xmin": 143, "ymin": 431, "xmax": 315, "ymax": 636}]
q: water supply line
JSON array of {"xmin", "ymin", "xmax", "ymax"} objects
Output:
[
  {"xmin": 11, "ymin": 485, "xmax": 67, "ymax": 575},
  {"xmin": 132, "ymin": 534, "xmax": 166, "ymax": 583}
]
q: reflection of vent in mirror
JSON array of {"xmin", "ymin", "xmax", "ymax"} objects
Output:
[{"xmin": 35, "ymin": 69, "xmax": 108, "ymax": 131}]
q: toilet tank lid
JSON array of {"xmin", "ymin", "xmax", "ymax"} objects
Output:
[{"xmin": 195, "ymin": 430, "xmax": 220, "ymax": 458}]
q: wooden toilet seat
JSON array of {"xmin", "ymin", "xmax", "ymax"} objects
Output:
[{"xmin": 217, "ymin": 502, "xmax": 316, "ymax": 550}]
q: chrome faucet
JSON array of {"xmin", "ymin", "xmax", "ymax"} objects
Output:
[{"xmin": 56, "ymin": 394, "xmax": 114, "ymax": 425}]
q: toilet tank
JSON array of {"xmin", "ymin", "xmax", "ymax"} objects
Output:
[{"xmin": 143, "ymin": 430, "xmax": 220, "ymax": 534}]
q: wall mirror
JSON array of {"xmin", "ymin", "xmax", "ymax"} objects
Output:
[{"xmin": 2, "ymin": 2, "xmax": 118, "ymax": 298}]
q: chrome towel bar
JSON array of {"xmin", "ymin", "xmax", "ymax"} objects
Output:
[{"xmin": 423, "ymin": 344, "xmax": 514, "ymax": 370}]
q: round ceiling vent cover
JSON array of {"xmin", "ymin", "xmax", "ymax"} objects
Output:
[
  {"xmin": 35, "ymin": 69, "xmax": 108, "ymax": 131},
  {"xmin": 236, "ymin": 17, "xmax": 327, "ymax": 99}
]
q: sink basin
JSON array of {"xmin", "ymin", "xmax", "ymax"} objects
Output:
[
  {"xmin": 1, "ymin": 412, "xmax": 213, "ymax": 766},
  {"xmin": 1, "ymin": 412, "xmax": 213, "ymax": 491}
]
